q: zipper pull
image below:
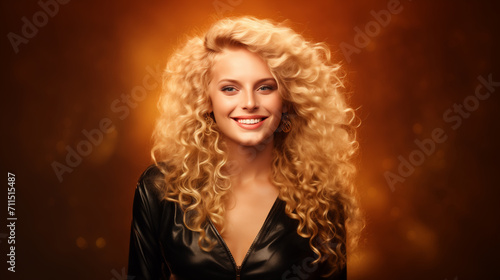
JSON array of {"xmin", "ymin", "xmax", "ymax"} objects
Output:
[{"xmin": 236, "ymin": 265, "xmax": 241, "ymax": 280}]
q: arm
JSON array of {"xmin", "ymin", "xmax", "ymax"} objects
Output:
[{"xmin": 128, "ymin": 166, "xmax": 170, "ymax": 279}]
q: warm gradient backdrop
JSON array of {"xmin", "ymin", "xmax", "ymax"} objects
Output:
[{"xmin": 1, "ymin": 0, "xmax": 499, "ymax": 279}]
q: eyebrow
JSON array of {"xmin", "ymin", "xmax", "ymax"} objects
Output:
[{"xmin": 217, "ymin": 78, "xmax": 277, "ymax": 85}]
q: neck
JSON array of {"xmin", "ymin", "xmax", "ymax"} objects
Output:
[{"xmin": 224, "ymin": 136, "xmax": 275, "ymax": 187}]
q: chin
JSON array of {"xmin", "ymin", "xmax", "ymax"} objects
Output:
[
  {"xmin": 238, "ymin": 140, "xmax": 262, "ymax": 147},
  {"xmin": 237, "ymin": 134, "xmax": 274, "ymax": 147}
]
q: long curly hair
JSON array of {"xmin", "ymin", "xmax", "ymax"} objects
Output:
[{"xmin": 151, "ymin": 16, "xmax": 363, "ymax": 274}]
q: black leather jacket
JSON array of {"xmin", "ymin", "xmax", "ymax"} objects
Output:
[{"xmin": 128, "ymin": 165, "xmax": 347, "ymax": 280}]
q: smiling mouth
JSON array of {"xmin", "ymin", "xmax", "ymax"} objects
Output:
[
  {"xmin": 232, "ymin": 117, "xmax": 268, "ymax": 124},
  {"xmin": 237, "ymin": 118, "xmax": 263, "ymax": 124}
]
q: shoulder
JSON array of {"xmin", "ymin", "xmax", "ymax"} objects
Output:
[
  {"xmin": 131, "ymin": 164, "xmax": 176, "ymax": 232},
  {"xmin": 135, "ymin": 164, "xmax": 168, "ymax": 204},
  {"xmin": 138, "ymin": 164, "xmax": 165, "ymax": 185}
]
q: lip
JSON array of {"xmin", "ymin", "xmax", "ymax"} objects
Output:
[
  {"xmin": 232, "ymin": 115, "xmax": 268, "ymax": 119},
  {"xmin": 231, "ymin": 115, "xmax": 268, "ymax": 130}
]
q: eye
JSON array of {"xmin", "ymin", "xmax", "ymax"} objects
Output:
[
  {"xmin": 221, "ymin": 86, "xmax": 237, "ymax": 92},
  {"xmin": 258, "ymin": 85, "xmax": 276, "ymax": 91}
]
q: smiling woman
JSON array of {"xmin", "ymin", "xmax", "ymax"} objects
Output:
[
  {"xmin": 209, "ymin": 47, "xmax": 284, "ymax": 147},
  {"xmin": 128, "ymin": 16, "xmax": 363, "ymax": 280}
]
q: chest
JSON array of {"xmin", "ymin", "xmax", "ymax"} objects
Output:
[
  {"xmin": 221, "ymin": 192, "xmax": 279, "ymax": 266},
  {"xmin": 158, "ymin": 199, "xmax": 329, "ymax": 280}
]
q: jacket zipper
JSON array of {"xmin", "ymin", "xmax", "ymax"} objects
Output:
[
  {"xmin": 208, "ymin": 219, "xmax": 241, "ymax": 279},
  {"xmin": 236, "ymin": 265, "xmax": 241, "ymax": 280}
]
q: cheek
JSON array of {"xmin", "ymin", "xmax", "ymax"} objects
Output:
[
  {"xmin": 269, "ymin": 96, "xmax": 284, "ymax": 115},
  {"xmin": 210, "ymin": 95, "xmax": 234, "ymax": 120},
  {"xmin": 208, "ymin": 91, "xmax": 221, "ymax": 112},
  {"xmin": 212, "ymin": 98, "xmax": 227, "ymax": 113},
  {"xmin": 267, "ymin": 96, "xmax": 284, "ymax": 128}
]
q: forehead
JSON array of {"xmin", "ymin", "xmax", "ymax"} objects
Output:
[{"xmin": 211, "ymin": 48, "xmax": 273, "ymax": 81}]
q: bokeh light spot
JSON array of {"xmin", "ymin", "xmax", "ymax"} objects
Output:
[
  {"xmin": 96, "ymin": 237, "xmax": 106, "ymax": 248},
  {"xmin": 406, "ymin": 230, "xmax": 416, "ymax": 241},
  {"xmin": 412, "ymin": 123, "xmax": 423, "ymax": 135},
  {"xmin": 76, "ymin": 237, "xmax": 88, "ymax": 249}
]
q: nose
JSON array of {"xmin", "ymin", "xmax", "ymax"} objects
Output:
[{"xmin": 241, "ymin": 89, "xmax": 258, "ymax": 110}]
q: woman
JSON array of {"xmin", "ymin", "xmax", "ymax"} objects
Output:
[{"xmin": 128, "ymin": 16, "xmax": 363, "ymax": 279}]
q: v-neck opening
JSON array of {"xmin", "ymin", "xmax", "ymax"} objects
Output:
[{"xmin": 209, "ymin": 196, "xmax": 281, "ymax": 270}]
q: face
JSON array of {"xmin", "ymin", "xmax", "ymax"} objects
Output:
[{"xmin": 208, "ymin": 47, "xmax": 285, "ymax": 147}]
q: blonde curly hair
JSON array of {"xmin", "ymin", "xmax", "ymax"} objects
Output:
[{"xmin": 151, "ymin": 16, "xmax": 363, "ymax": 274}]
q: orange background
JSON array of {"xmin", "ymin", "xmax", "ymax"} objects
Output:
[{"xmin": 1, "ymin": 0, "xmax": 499, "ymax": 279}]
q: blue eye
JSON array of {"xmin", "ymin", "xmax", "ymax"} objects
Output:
[
  {"xmin": 258, "ymin": 85, "xmax": 275, "ymax": 91},
  {"xmin": 221, "ymin": 86, "xmax": 237, "ymax": 92}
]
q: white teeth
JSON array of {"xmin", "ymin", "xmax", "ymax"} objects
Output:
[{"xmin": 237, "ymin": 118, "xmax": 262, "ymax": 124}]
